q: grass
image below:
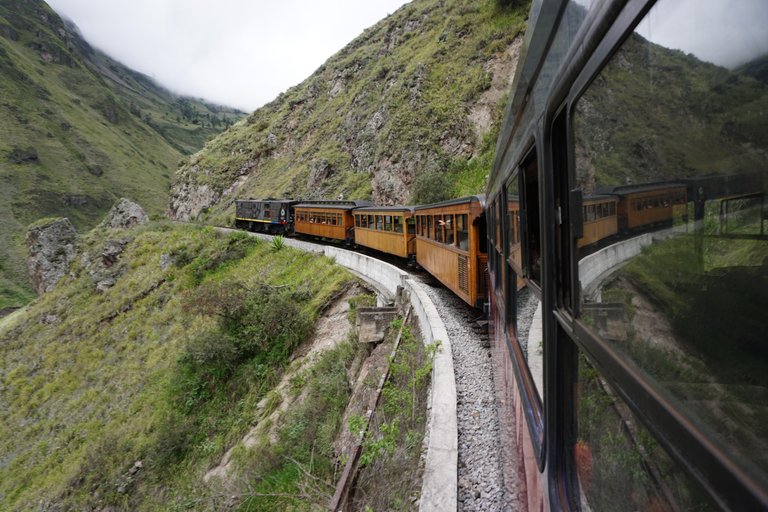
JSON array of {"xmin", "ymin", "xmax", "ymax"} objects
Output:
[
  {"xmin": 350, "ymin": 318, "xmax": 436, "ymax": 510},
  {"xmin": 0, "ymin": 223, "xmax": 353, "ymax": 511}
]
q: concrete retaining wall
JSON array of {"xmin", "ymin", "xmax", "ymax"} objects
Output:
[{"xmin": 248, "ymin": 234, "xmax": 457, "ymax": 511}]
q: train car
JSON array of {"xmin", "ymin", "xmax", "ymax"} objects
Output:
[
  {"xmin": 611, "ymin": 183, "xmax": 687, "ymax": 232},
  {"xmin": 414, "ymin": 196, "xmax": 487, "ymax": 308},
  {"xmin": 293, "ymin": 200, "xmax": 371, "ymax": 244},
  {"xmin": 578, "ymin": 194, "xmax": 619, "ymax": 248},
  {"xmin": 353, "ymin": 206, "xmax": 416, "ymax": 259},
  {"xmin": 486, "ymin": 0, "xmax": 768, "ymax": 511},
  {"xmin": 234, "ymin": 199, "xmax": 298, "ymax": 234}
]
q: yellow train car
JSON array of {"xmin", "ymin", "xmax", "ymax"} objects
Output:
[
  {"xmin": 294, "ymin": 200, "xmax": 371, "ymax": 243},
  {"xmin": 579, "ymin": 195, "xmax": 619, "ymax": 248},
  {"xmin": 613, "ymin": 183, "xmax": 687, "ymax": 232},
  {"xmin": 353, "ymin": 206, "xmax": 416, "ymax": 259},
  {"xmin": 415, "ymin": 195, "xmax": 488, "ymax": 308}
]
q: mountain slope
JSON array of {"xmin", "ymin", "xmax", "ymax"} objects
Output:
[
  {"xmin": 0, "ymin": 0, "xmax": 244, "ymax": 309},
  {"xmin": 168, "ymin": 0, "xmax": 528, "ymax": 223}
]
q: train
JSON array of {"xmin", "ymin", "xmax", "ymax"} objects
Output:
[{"xmin": 236, "ymin": 180, "xmax": 694, "ymax": 310}]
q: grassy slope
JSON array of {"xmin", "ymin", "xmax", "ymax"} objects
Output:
[
  {"xmin": 170, "ymin": 0, "xmax": 528, "ymax": 225},
  {"xmin": 575, "ymin": 33, "xmax": 768, "ymax": 193},
  {"xmin": 0, "ymin": 1, "xmax": 244, "ymax": 309},
  {"xmin": 0, "ymin": 224, "xmax": 353, "ymax": 510}
]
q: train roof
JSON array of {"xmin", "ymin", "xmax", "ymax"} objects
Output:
[
  {"xmin": 235, "ymin": 198, "xmax": 299, "ymax": 204},
  {"xmin": 605, "ymin": 182, "xmax": 687, "ymax": 196},
  {"xmin": 353, "ymin": 205, "xmax": 415, "ymax": 213},
  {"xmin": 414, "ymin": 195, "xmax": 487, "ymax": 211},
  {"xmin": 584, "ymin": 193, "xmax": 619, "ymax": 202},
  {"xmin": 294, "ymin": 200, "xmax": 372, "ymax": 210}
]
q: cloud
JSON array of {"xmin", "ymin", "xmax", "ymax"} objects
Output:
[{"xmin": 47, "ymin": 0, "xmax": 410, "ymax": 111}]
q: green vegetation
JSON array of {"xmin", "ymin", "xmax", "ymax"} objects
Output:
[
  {"xmin": 577, "ymin": 355, "xmax": 713, "ymax": 511},
  {"xmin": 587, "ymin": 206, "xmax": 768, "ymax": 482},
  {"xmin": 0, "ymin": 0, "xmax": 244, "ymax": 309},
  {"xmin": 172, "ymin": 0, "xmax": 528, "ymax": 223},
  {"xmin": 350, "ymin": 319, "xmax": 437, "ymax": 510},
  {"xmin": 0, "ymin": 223, "xmax": 353, "ymax": 510},
  {"xmin": 575, "ymin": 31, "xmax": 768, "ymax": 193}
]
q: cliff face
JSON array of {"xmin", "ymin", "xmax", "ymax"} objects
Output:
[{"xmin": 168, "ymin": 0, "xmax": 528, "ymax": 222}]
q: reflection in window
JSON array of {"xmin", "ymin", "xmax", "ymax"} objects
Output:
[
  {"xmin": 577, "ymin": 354, "xmax": 714, "ymax": 511},
  {"xmin": 574, "ymin": 0, "xmax": 768, "ymax": 490}
]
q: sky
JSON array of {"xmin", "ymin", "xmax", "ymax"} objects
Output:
[
  {"xmin": 46, "ymin": 0, "xmax": 410, "ymax": 111},
  {"xmin": 636, "ymin": 0, "xmax": 768, "ymax": 69}
]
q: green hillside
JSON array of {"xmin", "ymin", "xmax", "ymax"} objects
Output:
[
  {"xmin": 168, "ymin": 0, "xmax": 529, "ymax": 224},
  {"xmin": 0, "ymin": 223, "xmax": 355, "ymax": 510},
  {"xmin": 0, "ymin": 0, "xmax": 244, "ymax": 310}
]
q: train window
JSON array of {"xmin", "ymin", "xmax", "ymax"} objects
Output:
[
  {"xmin": 435, "ymin": 216, "xmax": 444, "ymax": 243},
  {"xmin": 384, "ymin": 215, "xmax": 393, "ymax": 232},
  {"xmin": 573, "ymin": 0, "xmax": 768, "ymax": 495},
  {"xmin": 393, "ymin": 216, "xmax": 403, "ymax": 233},
  {"xmin": 406, "ymin": 217, "xmax": 415, "ymax": 235},
  {"xmin": 576, "ymin": 351, "xmax": 715, "ymax": 511},
  {"xmin": 354, "ymin": 215, "xmax": 360, "ymax": 227},
  {"xmin": 457, "ymin": 214, "xmax": 469, "ymax": 251},
  {"xmin": 521, "ymin": 152, "xmax": 541, "ymax": 285},
  {"xmin": 445, "ymin": 215, "xmax": 455, "ymax": 246},
  {"xmin": 264, "ymin": 208, "xmax": 271, "ymax": 219},
  {"xmin": 427, "ymin": 216, "xmax": 433, "ymax": 239}
]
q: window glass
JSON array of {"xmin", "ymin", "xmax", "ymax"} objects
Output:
[
  {"xmin": 384, "ymin": 215, "xmax": 393, "ymax": 232},
  {"xmin": 574, "ymin": 0, "xmax": 768, "ymax": 487},
  {"xmin": 394, "ymin": 216, "xmax": 403, "ymax": 233},
  {"xmin": 407, "ymin": 216, "xmax": 415, "ymax": 235},
  {"xmin": 435, "ymin": 215, "xmax": 444, "ymax": 243},
  {"xmin": 577, "ymin": 353, "xmax": 715, "ymax": 511},
  {"xmin": 445, "ymin": 215, "xmax": 455, "ymax": 246},
  {"xmin": 457, "ymin": 214, "xmax": 469, "ymax": 251},
  {"xmin": 367, "ymin": 214, "xmax": 374, "ymax": 228},
  {"xmin": 427, "ymin": 216, "xmax": 433, "ymax": 239},
  {"xmin": 376, "ymin": 215, "xmax": 383, "ymax": 230}
]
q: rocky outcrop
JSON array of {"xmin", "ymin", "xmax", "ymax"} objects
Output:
[
  {"xmin": 101, "ymin": 198, "xmax": 149, "ymax": 229},
  {"xmin": 26, "ymin": 218, "xmax": 77, "ymax": 295},
  {"xmin": 167, "ymin": 173, "xmax": 221, "ymax": 222},
  {"xmin": 82, "ymin": 238, "xmax": 130, "ymax": 292}
]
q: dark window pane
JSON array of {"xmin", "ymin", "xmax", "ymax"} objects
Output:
[{"xmin": 577, "ymin": 354, "xmax": 715, "ymax": 511}]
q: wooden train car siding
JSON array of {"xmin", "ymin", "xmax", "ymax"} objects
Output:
[
  {"xmin": 294, "ymin": 200, "xmax": 371, "ymax": 242},
  {"xmin": 614, "ymin": 184, "xmax": 687, "ymax": 230},
  {"xmin": 579, "ymin": 196, "xmax": 619, "ymax": 248},
  {"xmin": 353, "ymin": 207, "xmax": 416, "ymax": 258},
  {"xmin": 415, "ymin": 196, "xmax": 487, "ymax": 308}
]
